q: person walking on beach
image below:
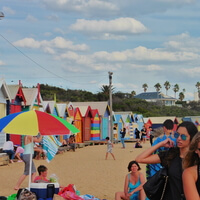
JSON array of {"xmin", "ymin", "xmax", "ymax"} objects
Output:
[
  {"xmin": 182, "ymin": 132, "xmax": 200, "ymax": 199},
  {"xmin": 115, "ymin": 160, "xmax": 146, "ymax": 200},
  {"xmin": 120, "ymin": 128, "xmax": 126, "ymax": 149},
  {"xmin": 14, "ymin": 134, "xmax": 43, "ymax": 190},
  {"xmin": 105, "ymin": 137, "xmax": 116, "ymax": 160},
  {"xmin": 136, "ymin": 121, "xmax": 198, "ymax": 199}
]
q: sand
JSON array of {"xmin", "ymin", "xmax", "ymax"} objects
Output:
[{"xmin": 0, "ymin": 142, "xmax": 151, "ymax": 200}]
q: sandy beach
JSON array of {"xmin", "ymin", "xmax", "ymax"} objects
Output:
[{"xmin": 0, "ymin": 142, "xmax": 151, "ymax": 200}]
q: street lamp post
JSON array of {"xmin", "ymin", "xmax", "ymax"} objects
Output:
[{"xmin": 108, "ymin": 71, "xmax": 113, "ymax": 142}]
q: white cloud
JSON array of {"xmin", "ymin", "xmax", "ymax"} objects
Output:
[
  {"xmin": 70, "ymin": 18, "xmax": 148, "ymax": 38},
  {"xmin": 13, "ymin": 37, "xmax": 89, "ymax": 53},
  {"xmin": 147, "ymin": 64, "xmax": 163, "ymax": 71},
  {"xmin": 0, "ymin": 61, "xmax": 5, "ymax": 65},
  {"xmin": 181, "ymin": 67, "xmax": 200, "ymax": 77},
  {"xmin": 2, "ymin": 6, "xmax": 15, "ymax": 15},
  {"xmin": 26, "ymin": 14, "xmax": 38, "ymax": 22},
  {"xmin": 42, "ymin": 0, "xmax": 119, "ymax": 16}
]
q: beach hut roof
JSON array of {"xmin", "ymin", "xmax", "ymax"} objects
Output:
[
  {"xmin": 72, "ymin": 101, "xmax": 109, "ymax": 116},
  {"xmin": 57, "ymin": 103, "xmax": 67, "ymax": 118},
  {"xmin": 0, "ymin": 79, "xmax": 11, "ymax": 102},
  {"xmin": 22, "ymin": 88, "xmax": 43, "ymax": 108},
  {"xmin": 114, "ymin": 111, "xmax": 131, "ymax": 123},
  {"xmin": 6, "ymin": 84, "xmax": 19, "ymax": 101},
  {"xmin": 43, "ymin": 100, "xmax": 55, "ymax": 114}
]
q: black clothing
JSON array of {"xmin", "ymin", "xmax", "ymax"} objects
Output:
[
  {"xmin": 120, "ymin": 130, "xmax": 126, "ymax": 138},
  {"xmin": 196, "ymin": 163, "xmax": 200, "ymax": 195},
  {"xmin": 135, "ymin": 129, "xmax": 140, "ymax": 139},
  {"xmin": 158, "ymin": 148, "xmax": 184, "ymax": 200}
]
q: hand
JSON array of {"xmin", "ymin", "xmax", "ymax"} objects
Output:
[{"xmin": 162, "ymin": 138, "xmax": 174, "ymax": 148}]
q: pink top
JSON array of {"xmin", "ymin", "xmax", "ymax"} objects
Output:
[
  {"xmin": 34, "ymin": 176, "xmax": 50, "ymax": 183},
  {"xmin": 15, "ymin": 146, "xmax": 24, "ymax": 154}
]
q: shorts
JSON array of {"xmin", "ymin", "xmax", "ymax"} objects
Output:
[
  {"xmin": 107, "ymin": 148, "xmax": 112, "ymax": 153},
  {"xmin": 22, "ymin": 154, "xmax": 36, "ymax": 175}
]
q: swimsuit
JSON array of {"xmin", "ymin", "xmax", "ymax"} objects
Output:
[{"xmin": 128, "ymin": 173, "xmax": 141, "ymax": 200}]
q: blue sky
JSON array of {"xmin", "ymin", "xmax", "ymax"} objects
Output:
[{"xmin": 1, "ymin": 0, "xmax": 200, "ymax": 101}]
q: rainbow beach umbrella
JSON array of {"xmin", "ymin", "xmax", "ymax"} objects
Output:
[
  {"xmin": 0, "ymin": 110, "xmax": 80, "ymax": 189},
  {"xmin": 0, "ymin": 110, "xmax": 79, "ymax": 136}
]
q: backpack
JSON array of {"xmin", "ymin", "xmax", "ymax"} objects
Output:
[{"xmin": 17, "ymin": 188, "xmax": 37, "ymax": 200}]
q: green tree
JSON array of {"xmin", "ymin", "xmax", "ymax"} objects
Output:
[
  {"xmin": 154, "ymin": 83, "xmax": 162, "ymax": 92},
  {"xmin": 195, "ymin": 82, "xmax": 200, "ymax": 99},
  {"xmin": 164, "ymin": 81, "xmax": 171, "ymax": 95},
  {"xmin": 179, "ymin": 92, "xmax": 185, "ymax": 101},
  {"xmin": 131, "ymin": 90, "xmax": 136, "ymax": 97},
  {"xmin": 173, "ymin": 84, "xmax": 179, "ymax": 99},
  {"xmin": 142, "ymin": 83, "xmax": 148, "ymax": 92}
]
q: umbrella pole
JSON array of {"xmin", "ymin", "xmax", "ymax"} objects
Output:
[{"xmin": 28, "ymin": 136, "xmax": 33, "ymax": 190}]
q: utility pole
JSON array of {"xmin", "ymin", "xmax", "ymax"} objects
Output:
[{"xmin": 108, "ymin": 71, "xmax": 113, "ymax": 142}]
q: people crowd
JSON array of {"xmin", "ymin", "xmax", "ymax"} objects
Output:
[{"xmin": 2, "ymin": 119, "xmax": 200, "ymax": 199}]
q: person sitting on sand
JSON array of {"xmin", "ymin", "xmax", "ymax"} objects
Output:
[
  {"xmin": 15, "ymin": 146, "xmax": 24, "ymax": 162},
  {"xmin": 135, "ymin": 140, "xmax": 142, "ymax": 148},
  {"xmin": 115, "ymin": 160, "xmax": 146, "ymax": 200},
  {"xmin": 34, "ymin": 165, "xmax": 50, "ymax": 183},
  {"xmin": 3, "ymin": 139, "xmax": 15, "ymax": 163}
]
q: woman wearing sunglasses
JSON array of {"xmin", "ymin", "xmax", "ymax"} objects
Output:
[
  {"xmin": 183, "ymin": 132, "xmax": 200, "ymax": 200},
  {"xmin": 136, "ymin": 121, "xmax": 198, "ymax": 200}
]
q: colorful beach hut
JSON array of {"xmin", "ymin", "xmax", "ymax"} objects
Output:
[
  {"xmin": 72, "ymin": 102, "xmax": 110, "ymax": 140},
  {"xmin": 113, "ymin": 113, "xmax": 124, "ymax": 140},
  {"xmin": 73, "ymin": 107, "xmax": 83, "ymax": 143},
  {"xmin": 91, "ymin": 109, "xmax": 101, "ymax": 140}
]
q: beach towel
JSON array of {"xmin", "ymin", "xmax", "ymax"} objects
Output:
[
  {"xmin": 80, "ymin": 194, "xmax": 100, "ymax": 200},
  {"xmin": 42, "ymin": 136, "xmax": 62, "ymax": 162}
]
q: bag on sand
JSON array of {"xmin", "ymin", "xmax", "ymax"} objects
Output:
[
  {"xmin": 143, "ymin": 167, "xmax": 168, "ymax": 200},
  {"xmin": 17, "ymin": 188, "xmax": 37, "ymax": 200}
]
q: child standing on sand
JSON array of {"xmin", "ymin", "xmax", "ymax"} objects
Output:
[{"xmin": 105, "ymin": 137, "xmax": 116, "ymax": 160}]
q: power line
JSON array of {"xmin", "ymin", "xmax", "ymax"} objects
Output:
[{"xmin": 0, "ymin": 33, "xmax": 107, "ymax": 85}]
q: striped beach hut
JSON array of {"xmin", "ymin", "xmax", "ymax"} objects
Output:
[{"xmin": 91, "ymin": 109, "xmax": 101, "ymax": 140}]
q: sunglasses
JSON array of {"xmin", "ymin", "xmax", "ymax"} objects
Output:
[{"xmin": 174, "ymin": 132, "xmax": 187, "ymax": 141}]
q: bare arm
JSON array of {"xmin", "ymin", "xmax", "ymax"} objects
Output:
[
  {"xmin": 128, "ymin": 172, "xmax": 146, "ymax": 196},
  {"xmin": 124, "ymin": 175, "xmax": 129, "ymax": 197},
  {"xmin": 183, "ymin": 166, "xmax": 200, "ymax": 200},
  {"xmin": 136, "ymin": 138, "xmax": 174, "ymax": 164},
  {"xmin": 33, "ymin": 135, "xmax": 43, "ymax": 143}
]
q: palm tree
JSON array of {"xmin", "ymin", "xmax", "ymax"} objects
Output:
[
  {"xmin": 142, "ymin": 83, "xmax": 148, "ymax": 92},
  {"xmin": 173, "ymin": 84, "xmax": 179, "ymax": 99},
  {"xmin": 164, "ymin": 81, "xmax": 171, "ymax": 95},
  {"xmin": 154, "ymin": 83, "xmax": 162, "ymax": 92},
  {"xmin": 131, "ymin": 90, "xmax": 136, "ymax": 97},
  {"xmin": 195, "ymin": 82, "xmax": 200, "ymax": 99},
  {"xmin": 179, "ymin": 92, "xmax": 185, "ymax": 101}
]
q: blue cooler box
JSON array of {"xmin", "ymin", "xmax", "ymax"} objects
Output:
[{"xmin": 30, "ymin": 182, "xmax": 59, "ymax": 199}]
